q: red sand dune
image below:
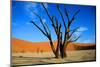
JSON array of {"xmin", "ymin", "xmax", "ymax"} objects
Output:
[{"xmin": 12, "ymin": 38, "xmax": 96, "ymax": 53}]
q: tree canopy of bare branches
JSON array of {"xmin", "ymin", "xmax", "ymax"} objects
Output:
[{"xmin": 30, "ymin": 3, "xmax": 81, "ymax": 58}]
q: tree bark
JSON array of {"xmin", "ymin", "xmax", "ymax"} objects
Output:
[
  {"xmin": 62, "ymin": 44, "xmax": 67, "ymax": 58},
  {"xmin": 55, "ymin": 35, "xmax": 61, "ymax": 58},
  {"xmin": 60, "ymin": 44, "xmax": 67, "ymax": 58},
  {"xmin": 48, "ymin": 38, "xmax": 57, "ymax": 57}
]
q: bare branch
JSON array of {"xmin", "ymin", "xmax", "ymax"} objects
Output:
[
  {"xmin": 73, "ymin": 9, "xmax": 80, "ymax": 17},
  {"xmin": 44, "ymin": 22, "xmax": 51, "ymax": 36},
  {"xmin": 32, "ymin": 12, "xmax": 48, "ymax": 34},
  {"xmin": 31, "ymin": 21, "xmax": 56, "ymax": 55},
  {"xmin": 58, "ymin": 23, "xmax": 62, "ymax": 33},
  {"xmin": 64, "ymin": 6, "xmax": 70, "ymax": 22},
  {"xmin": 30, "ymin": 21, "xmax": 48, "ymax": 37},
  {"xmin": 54, "ymin": 17, "xmax": 59, "ymax": 30},
  {"xmin": 68, "ymin": 9, "xmax": 80, "ymax": 28},
  {"xmin": 57, "ymin": 5, "xmax": 67, "ymax": 29},
  {"xmin": 29, "ymin": 7, "xmax": 51, "ymax": 36},
  {"xmin": 51, "ymin": 16, "xmax": 58, "ymax": 34},
  {"xmin": 41, "ymin": 3, "xmax": 58, "ymax": 35},
  {"xmin": 60, "ymin": 32, "xmax": 62, "ymax": 43},
  {"xmin": 69, "ymin": 27, "xmax": 80, "ymax": 39},
  {"xmin": 41, "ymin": 3, "xmax": 53, "ymax": 23},
  {"xmin": 71, "ymin": 35, "xmax": 81, "ymax": 42}
]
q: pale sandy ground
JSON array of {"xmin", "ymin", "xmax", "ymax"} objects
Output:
[{"xmin": 12, "ymin": 50, "xmax": 96, "ymax": 66}]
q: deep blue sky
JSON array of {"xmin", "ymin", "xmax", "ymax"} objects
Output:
[{"xmin": 12, "ymin": 1, "xmax": 96, "ymax": 43}]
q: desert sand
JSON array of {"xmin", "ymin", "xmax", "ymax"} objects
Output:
[
  {"xmin": 12, "ymin": 38, "xmax": 96, "ymax": 53},
  {"xmin": 11, "ymin": 38, "xmax": 96, "ymax": 66}
]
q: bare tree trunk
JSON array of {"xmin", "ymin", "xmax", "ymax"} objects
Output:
[
  {"xmin": 49, "ymin": 37, "xmax": 61, "ymax": 58},
  {"xmin": 62, "ymin": 44, "xmax": 67, "ymax": 58},
  {"xmin": 55, "ymin": 36, "xmax": 61, "ymax": 58},
  {"xmin": 59, "ymin": 44, "xmax": 64, "ymax": 58},
  {"xmin": 48, "ymin": 38, "xmax": 57, "ymax": 58},
  {"xmin": 60, "ymin": 44, "xmax": 67, "ymax": 58},
  {"xmin": 60, "ymin": 41, "xmax": 70, "ymax": 58},
  {"xmin": 55, "ymin": 50, "xmax": 60, "ymax": 58}
]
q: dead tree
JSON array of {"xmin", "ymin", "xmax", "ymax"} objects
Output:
[
  {"xmin": 30, "ymin": 3, "xmax": 81, "ymax": 58},
  {"xmin": 57, "ymin": 5, "xmax": 81, "ymax": 58}
]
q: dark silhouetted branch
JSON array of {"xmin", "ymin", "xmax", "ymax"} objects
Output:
[
  {"xmin": 69, "ymin": 27, "xmax": 80, "ymax": 39},
  {"xmin": 68, "ymin": 9, "xmax": 80, "ymax": 28},
  {"xmin": 73, "ymin": 9, "xmax": 80, "ymax": 17},
  {"xmin": 64, "ymin": 7, "xmax": 70, "ymax": 22},
  {"xmin": 31, "ymin": 21, "xmax": 56, "ymax": 55},
  {"xmin": 51, "ymin": 16, "xmax": 58, "ymax": 34},
  {"xmin": 57, "ymin": 5, "xmax": 67, "ymax": 29},
  {"xmin": 41, "ymin": 3, "xmax": 58, "ymax": 35},
  {"xmin": 30, "ymin": 21, "xmax": 47, "ymax": 37},
  {"xmin": 71, "ymin": 35, "xmax": 81, "ymax": 42},
  {"xmin": 44, "ymin": 22, "xmax": 51, "ymax": 36},
  {"xmin": 29, "ymin": 9, "xmax": 49, "ymax": 35},
  {"xmin": 41, "ymin": 3, "xmax": 53, "ymax": 23}
]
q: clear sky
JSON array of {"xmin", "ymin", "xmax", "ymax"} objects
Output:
[{"xmin": 12, "ymin": 1, "xmax": 96, "ymax": 43}]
